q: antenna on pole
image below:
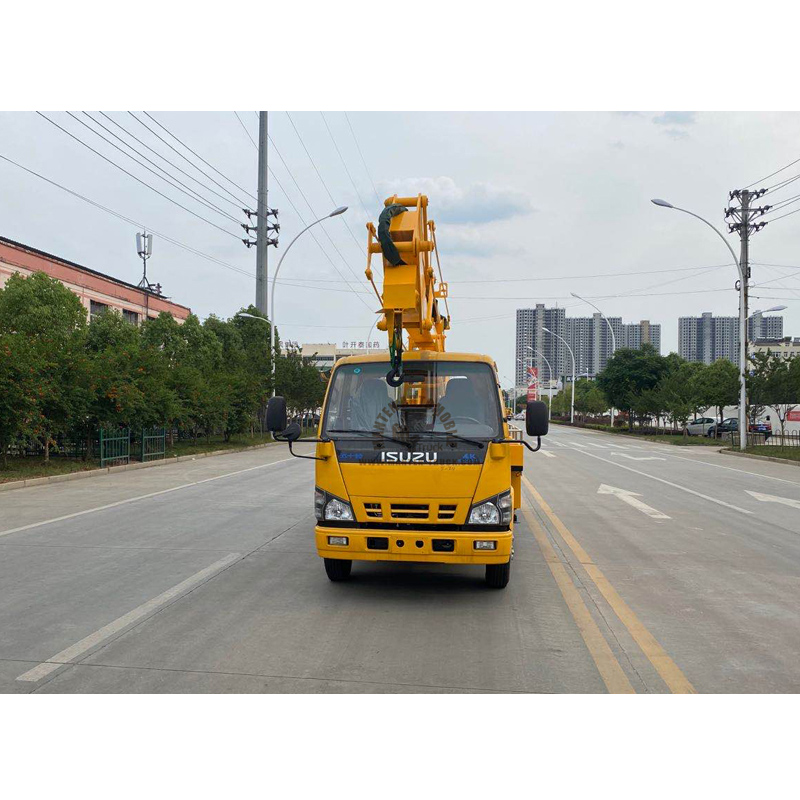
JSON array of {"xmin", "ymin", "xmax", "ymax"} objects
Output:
[{"xmin": 136, "ymin": 231, "xmax": 161, "ymax": 294}]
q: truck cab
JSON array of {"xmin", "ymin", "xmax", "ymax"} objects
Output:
[{"xmin": 268, "ymin": 350, "xmax": 548, "ymax": 588}]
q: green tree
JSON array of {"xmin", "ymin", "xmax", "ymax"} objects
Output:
[
  {"xmin": 693, "ymin": 358, "xmax": 739, "ymax": 424},
  {"xmin": 0, "ymin": 272, "xmax": 88, "ymax": 461},
  {"xmin": 596, "ymin": 345, "xmax": 668, "ymax": 429},
  {"xmin": 749, "ymin": 351, "xmax": 798, "ymax": 437}
]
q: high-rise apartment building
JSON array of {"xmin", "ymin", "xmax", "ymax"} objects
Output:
[
  {"xmin": 516, "ymin": 305, "xmax": 661, "ymax": 385},
  {"xmin": 678, "ymin": 312, "xmax": 784, "ymax": 364}
]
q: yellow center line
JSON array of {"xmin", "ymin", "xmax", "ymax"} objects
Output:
[
  {"xmin": 522, "ymin": 475, "xmax": 696, "ymax": 694},
  {"xmin": 522, "ymin": 506, "xmax": 635, "ymax": 694}
]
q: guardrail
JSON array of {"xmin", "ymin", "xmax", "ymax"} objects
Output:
[
  {"xmin": 508, "ymin": 424, "xmax": 524, "ymax": 441},
  {"xmin": 729, "ymin": 431, "xmax": 800, "ymax": 448}
]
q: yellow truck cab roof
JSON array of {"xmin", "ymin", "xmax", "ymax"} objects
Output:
[{"xmin": 334, "ymin": 351, "xmax": 498, "ymax": 369}]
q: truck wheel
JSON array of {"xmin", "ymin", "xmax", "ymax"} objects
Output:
[
  {"xmin": 324, "ymin": 558, "xmax": 352, "ymax": 581},
  {"xmin": 485, "ymin": 560, "xmax": 511, "ymax": 589}
]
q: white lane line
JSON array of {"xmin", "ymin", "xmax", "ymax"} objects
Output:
[
  {"xmin": 0, "ymin": 458, "xmax": 294, "ymax": 540},
  {"xmin": 572, "ymin": 449, "xmax": 753, "ymax": 515},
  {"xmin": 597, "ymin": 484, "xmax": 670, "ymax": 520},
  {"xmin": 651, "ymin": 451, "xmax": 800, "ymax": 487},
  {"xmin": 539, "ymin": 450, "xmax": 557, "ymax": 458},
  {"xmin": 746, "ymin": 490, "xmax": 800, "ymax": 510},
  {"xmin": 582, "ymin": 443, "xmax": 609, "ymax": 450},
  {"xmin": 570, "ymin": 442, "xmax": 588, "ymax": 448},
  {"xmin": 611, "ymin": 452, "xmax": 666, "ymax": 462},
  {"xmin": 16, "ymin": 552, "xmax": 241, "ymax": 682}
]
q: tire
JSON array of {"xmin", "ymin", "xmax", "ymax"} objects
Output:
[
  {"xmin": 324, "ymin": 558, "xmax": 352, "ymax": 582},
  {"xmin": 485, "ymin": 560, "xmax": 511, "ymax": 589}
]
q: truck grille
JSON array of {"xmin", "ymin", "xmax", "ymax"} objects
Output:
[
  {"xmin": 390, "ymin": 503, "xmax": 429, "ymax": 520},
  {"xmin": 364, "ymin": 503, "xmax": 382, "ymax": 518}
]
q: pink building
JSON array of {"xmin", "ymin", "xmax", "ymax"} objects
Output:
[{"xmin": 0, "ymin": 236, "xmax": 191, "ymax": 324}]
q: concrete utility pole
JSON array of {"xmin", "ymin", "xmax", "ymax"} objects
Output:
[
  {"xmin": 725, "ymin": 188, "xmax": 768, "ymax": 447},
  {"xmin": 255, "ymin": 111, "xmax": 270, "ymax": 314}
]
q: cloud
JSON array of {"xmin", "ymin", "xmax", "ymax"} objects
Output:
[
  {"xmin": 652, "ymin": 111, "xmax": 697, "ymax": 126},
  {"xmin": 436, "ymin": 224, "xmax": 526, "ymax": 258},
  {"xmin": 663, "ymin": 128, "xmax": 689, "ymax": 140},
  {"xmin": 377, "ymin": 176, "xmax": 534, "ymax": 224},
  {"xmin": 610, "ymin": 140, "xmax": 626, "ymax": 149},
  {"xmin": 613, "ymin": 111, "xmax": 644, "ymax": 118}
]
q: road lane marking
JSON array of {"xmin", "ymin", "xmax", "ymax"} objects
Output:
[
  {"xmin": 746, "ymin": 490, "xmax": 800, "ymax": 510},
  {"xmin": 0, "ymin": 458, "xmax": 295, "ymax": 540},
  {"xmin": 567, "ymin": 449, "xmax": 753, "ymax": 515},
  {"xmin": 522, "ymin": 507, "xmax": 634, "ymax": 694},
  {"xmin": 597, "ymin": 484, "xmax": 671, "ymax": 520},
  {"xmin": 610, "ymin": 452, "xmax": 666, "ymax": 462},
  {"xmin": 539, "ymin": 450, "xmax": 557, "ymax": 458},
  {"xmin": 582, "ymin": 442, "xmax": 609, "ymax": 449},
  {"xmin": 523, "ymin": 476, "xmax": 695, "ymax": 694},
  {"xmin": 16, "ymin": 553, "xmax": 242, "ymax": 683}
]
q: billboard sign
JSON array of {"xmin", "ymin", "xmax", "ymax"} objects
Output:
[
  {"xmin": 526, "ymin": 366, "xmax": 539, "ymax": 401},
  {"xmin": 787, "ymin": 410, "xmax": 800, "ymax": 422}
]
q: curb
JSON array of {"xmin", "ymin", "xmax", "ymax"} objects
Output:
[
  {"xmin": 719, "ymin": 449, "xmax": 800, "ymax": 468},
  {"xmin": 0, "ymin": 440, "xmax": 282, "ymax": 493}
]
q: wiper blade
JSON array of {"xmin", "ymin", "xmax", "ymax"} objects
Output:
[
  {"xmin": 326, "ymin": 429, "xmax": 411, "ymax": 449},
  {"xmin": 415, "ymin": 432, "xmax": 486, "ymax": 448}
]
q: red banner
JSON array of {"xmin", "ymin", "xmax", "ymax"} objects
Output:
[
  {"xmin": 787, "ymin": 410, "xmax": 800, "ymax": 422},
  {"xmin": 526, "ymin": 366, "xmax": 539, "ymax": 402}
]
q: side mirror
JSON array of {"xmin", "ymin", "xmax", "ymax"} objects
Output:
[
  {"xmin": 281, "ymin": 421, "xmax": 302, "ymax": 442},
  {"xmin": 266, "ymin": 396, "xmax": 287, "ymax": 433},
  {"xmin": 526, "ymin": 400, "xmax": 549, "ymax": 437}
]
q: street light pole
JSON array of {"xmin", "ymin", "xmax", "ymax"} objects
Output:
[
  {"xmin": 543, "ymin": 326, "xmax": 575, "ymax": 424},
  {"xmin": 269, "ymin": 206, "xmax": 348, "ymax": 396},
  {"xmin": 571, "ymin": 291, "xmax": 616, "ymax": 427},
  {"xmin": 651, "ymin": 199, "xmax": 747, "ymax": 450},
  {"xmin": 526, "ymin": 346, "xmax": 553, "ymax": 420}
]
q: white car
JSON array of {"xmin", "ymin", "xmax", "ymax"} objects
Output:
[{"xmin": 684, "ymin": 417, "xmax": 715, "ymax": 436}]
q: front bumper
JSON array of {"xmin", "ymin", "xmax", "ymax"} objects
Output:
[{"xmin": 315, "ymin": 525, "xmax": 512, "ymax": 564}]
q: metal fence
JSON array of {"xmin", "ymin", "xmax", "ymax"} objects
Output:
[
  {"xmin": 140, "ymin": 427, "xmax": 166, "ymax": 462},
  {"xmin": 99, "ymin": 428, "xmax": 130, "ymax": 467},
  {"xmin": 729, "ymin": 431, "xmax": 800, "ymax": 449}
]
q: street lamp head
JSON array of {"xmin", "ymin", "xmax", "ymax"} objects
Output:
[
  {"xmin": 542, "ymin": 326, "xmax": 552, "ymax": 334},
  {"xmin": 651, "ymin": 198, "xmax": 674, "ymax": 209},
  {"xmin": 570, "ymin": 292, "xmax": 580, "ymax": 299},
  {"xmin": 329, "ymin": 206, "xmax": 348, "ymax": 217},
  {"xmin": 237, "ymin": 312, "xmax": 267, "ymax": 322},
  {"xmin": 765, "ymin": 305, "xmax": 788, "ymax": 313}
]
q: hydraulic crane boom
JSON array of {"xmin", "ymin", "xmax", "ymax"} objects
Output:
[{"xmin": 365, "ymin": 194, "xmax": 450, "ymax": 386}]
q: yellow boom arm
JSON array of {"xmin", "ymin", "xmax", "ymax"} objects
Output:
[{"xmin": 366, "ymin": 194, "xmax": 450, "ymax": 385}]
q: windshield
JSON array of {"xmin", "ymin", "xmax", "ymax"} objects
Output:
[{"xmin": 323, "ymin": 360, "xmax": 503, "ymax": 440}]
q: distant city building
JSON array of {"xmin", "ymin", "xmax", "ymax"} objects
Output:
[
  {"xmin": 751, "ymin": 337, "xmax": 800, "ymax": 361},
  {"xmin": 288, "ymin": 341, "xmax": 388, "ymax": 371},
  {"xmin": 0, "ymin": 235, "xmax": 190, "ymax": 323},
  {"xmin": 516, "ymin": 304, "xmax": 660, "ymax": 386},
  {"xmin": 678, "ymin": 312, "xmax": 784, "ymax": 364}
]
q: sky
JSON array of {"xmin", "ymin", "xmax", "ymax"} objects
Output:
[{"xmin": 2, "ymin": 110, "xmax": 800, "ymax": 385}]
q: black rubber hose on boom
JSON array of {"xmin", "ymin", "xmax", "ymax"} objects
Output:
[{"xmin": 377, "ymin": 204, "xmax": 408, "ymax": 266}]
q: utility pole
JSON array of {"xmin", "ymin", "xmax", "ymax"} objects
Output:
[
  {"xmin": 241, "ymin": 112, "xmax": 279, "ymax": 313},
  {"xmin": 255, "ymin": 111, "xmax": 270, "ymax": 315},
  {"xmin": 725, "ymin": 187, "xmax": 768, "ymax": 444}
]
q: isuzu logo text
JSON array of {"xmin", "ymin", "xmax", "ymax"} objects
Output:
[{"xmin": 380, "ymin": 451, "xmax": 438, "ymax": 463}]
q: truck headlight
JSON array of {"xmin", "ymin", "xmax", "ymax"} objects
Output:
[
  {"xmin": 469, "ymin": 500, "xmax": 500, "ymax": 525},
  {"xmin": 324, "ymin": 497, "xmax": 354, "ymax": 521},
  {"xmin": 468, "ymin": 490, "xmax": 512, "ymax": 526}
]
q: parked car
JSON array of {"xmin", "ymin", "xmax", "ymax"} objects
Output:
[
  {"xmin": 749, "ymin": 418, "xmax": 772, "ymax": 437},
  {"xmin": 707, "ymin": 418, "xmax": 738, "ymax": 437},
  {"xmin": 684, "ymin": 417, "xmax": 715, "ymax": 436}
]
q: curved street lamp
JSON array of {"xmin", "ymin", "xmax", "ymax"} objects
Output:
[
  {"xmin": 651, "ymin": 198, "xmax": 747, "ymax": 449},
  {"xmin": 543, "ymin": 326, "xmax": 575, "ymax": 424},
  {"xmin": 269, "ymin": 206, "xmax": 347, "ymax": 395},
  {"xmin": 570, "ymin": 291, "xmax": 617, "ymax": 426}
]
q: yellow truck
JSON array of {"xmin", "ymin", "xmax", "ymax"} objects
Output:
[{"xmin": 267, "ymin": 195, "xmax": 548, "ymax": 588}]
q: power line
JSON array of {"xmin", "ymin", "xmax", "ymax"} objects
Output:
[
  {"xmin": 98, "ymin": 112, "xmax": 245, "ymax": 212},
  {"xmin": 234, "ymin": 111, "xmax": 258, "ymax": 150},
  {"xmin": 320, "ymin": 111, "xmax": 373, "ymax": 219},
  {"xmin": 283, "ymin": 112, "xmax": 370, "ymax": 259},
  {"xmin": 344, "ymin": 111, "xmax": 382, "ymax": 205},
  {"xmin": 765, "ymin": 172, "xmax": 800, "ymax": 193},
  {"xmin": 36, "ymin": 112, "xmax": 242, "ymax": 241},
  {"xmin": 0, "ymin": 151, "xmax": 254, "ymax": 279},
  {"xmin": 745, "ymin": 155, "xmax": 800, "ymax": 189},
  {"xmin": 76, "ymin": 111, "xmax": 242, "ymax": 225},
  {"xmin": 765, "ymin": 205, "xmax": 800, "ymax": 224},
  {"xmin": 138, "ymin": 111, "xmax": 255, "ymax": 205}
]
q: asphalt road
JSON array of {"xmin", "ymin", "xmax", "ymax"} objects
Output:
[{"xmin": 2, "ymin": 426, "xmax": 800, "ymax": 693}]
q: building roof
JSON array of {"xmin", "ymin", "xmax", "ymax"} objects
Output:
[{"xmin": 0, "ymin": 235, "xmax": 191, "ymax": 313}]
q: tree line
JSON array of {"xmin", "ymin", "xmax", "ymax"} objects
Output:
[
  {"xmin": 0, "ymin": 272, "xmax": 326, "ymax": 465},
  {"xmin": 517, "ymin": 343, "xmax": 800, "ymax": 434}
]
